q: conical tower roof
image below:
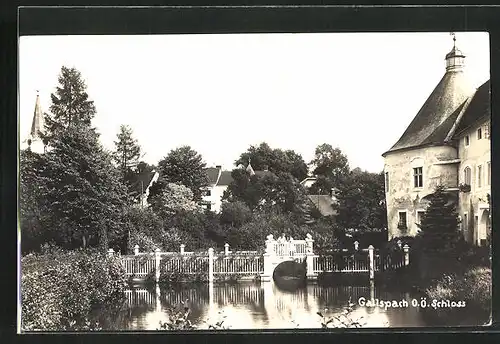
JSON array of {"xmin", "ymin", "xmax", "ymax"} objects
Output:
[
  {"xmin": 29, "ymin": 91, "xmax": 44, "ymax": 140},
  {"xmin": 383, "ymin": 39, "xmax": 474, "ymax": 156},
  {"xmin": 246, "ymin": 159, "xmax": 256, "ymax": 176}
]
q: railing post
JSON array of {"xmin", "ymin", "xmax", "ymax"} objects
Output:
[
  {"xmin": 354, "ymin": 241, "xmax": 359, "ymax": 251},
  {"xmin": 368, "ymin": 245, "xmax": 374, "ymax": 280},
  {"xmin": 305, "ymin": 234, "xmax": 316, "ymax": 281},
  {"xmin": 224, "ymin": 243, "xmax": 230, "ymax": 256},
  {"xmin": 262, "ymin": 235, "xmax": 274, "ymax": 282},
  {"xmin": 180, "ymin": 244, "xmax": 185, "ymax": 255},
  {"xmin": 154, "ymin": 248, "xmax": 161, "ymax": 283},
  {"xmin": 208, "ymin": 248, "xmax": 214, "ymax": 283},
  {"xmin": 403, "ymin": 244, "xmax": 410, "ymax": 266},
  {"xmin": 134, "ymin": 245, "xmax": 139, "ymax": 256},
  {"xmin": 107, "ymin": 248, "xmax": 114, "ymax": 257}
]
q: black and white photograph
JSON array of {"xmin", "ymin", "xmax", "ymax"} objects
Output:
[{"xmin": 18, "ymin": 30, "xmax": 492, "ymax": 331}]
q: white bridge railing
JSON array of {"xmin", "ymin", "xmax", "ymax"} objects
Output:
[{"xmin": 115, "ymin": 235, "xmax": 410, "ymax": 283}]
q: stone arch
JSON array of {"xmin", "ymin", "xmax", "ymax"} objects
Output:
[{"xmin": 272, "ymin": 259, "xmax": 307, "ymax": 284}]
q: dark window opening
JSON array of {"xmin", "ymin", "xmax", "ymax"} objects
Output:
[{"xmin": 413, "ymin": 167, "xmax": 423, "ymax": 188}]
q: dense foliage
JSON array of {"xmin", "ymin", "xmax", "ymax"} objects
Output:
[
  {"xmin": 41, "ymin": 124, "xmax": 128, "ymax": 250},
  {"xmin": 416, "ymin": 184, "xmax": 462, "ymax": 253},
  {"xmin": 149, "ymin": 146, "xmax": 210, "ymax": 202},
  {"xmin": 21, "ymin": 248, "xmax": 127, "ymax": 331}
]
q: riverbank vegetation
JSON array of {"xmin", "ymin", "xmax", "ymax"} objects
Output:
[{"xmin": 21, "ymin": 246, "xmax": 127, "ymax": 330}]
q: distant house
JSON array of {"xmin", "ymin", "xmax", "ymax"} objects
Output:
[
  {"xmin": 133, "ymin": 169, "xmax": 160, "ymax": 208},
  {"xmin": 300, "ymin": 176, "xmax": 339, "ymax": 220},
  {"xmin": 201, "ymin": 165, "xmax": 234, "ymax": 213},
  {"xmin": 300, "ymin": 177, "xmax": 317, "ymax": 189}
]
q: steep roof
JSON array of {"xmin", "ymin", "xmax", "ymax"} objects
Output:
[
  {"xmin": 216, "ymin": 171, "xmax": 234, "ymax": 186},
  {"xmin": 30, "ymin": 92, "xmax": 44, "ymax": 140},
  {"xmin": 452, "ymin": 80, "xmax": 491, "ymax": 137},
  {"xmin": 204, "ymin": 167, "xmax": 221, "ymax": 185},
  {"xmin": 130, "ymin": 170, "xmax": 156, "ymax": 196},
  {"xmin": 307, "ymin": 195, "xmax": 337, "ymax": 216},
  {"xmin": 383, "ymin": 67, "xmax": 474, "ymax": 156}
]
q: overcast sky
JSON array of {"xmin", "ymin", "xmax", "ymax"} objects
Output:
[{"xmin": 19, "ymin": 32, "xmax": 490, "ymax": 173}]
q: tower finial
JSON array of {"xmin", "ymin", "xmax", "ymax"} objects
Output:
[{"xmin": 450, "ymin": 32, "xmax": 456, "ymax": 47}]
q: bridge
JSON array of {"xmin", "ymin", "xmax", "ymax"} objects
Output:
[{"xmin": 115, "ymin": 234, "xmax": 410, "ymax": 283}]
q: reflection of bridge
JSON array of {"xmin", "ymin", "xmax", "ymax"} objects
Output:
[
  {"xmin": 118, "ymin": 234, "xmax": 410, "ymax": 283},
  {"xmin": 122, "ymin": 281, "xmax": 417, "ymax": 329}
]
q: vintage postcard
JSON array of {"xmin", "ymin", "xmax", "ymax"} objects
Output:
[{"xmin": 18, "ymin": 29, "xmax": 491, "ymax": 331}]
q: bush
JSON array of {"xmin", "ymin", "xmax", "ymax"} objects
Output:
[
  {"xmin": 21, "ymin": 249, "xmax": 127, "ymax": 331},
  {"xmin": 426, "ymin": 267, "xmax": 491, "ymax": 313}
]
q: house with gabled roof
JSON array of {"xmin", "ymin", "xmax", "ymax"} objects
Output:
[
  {"xmin": 201, "ymin": 165, "xmax": 234, "ymax": 213},
  {"xmin": 382, "ymin": 37, "xmax": 491, "ymax": 246}
]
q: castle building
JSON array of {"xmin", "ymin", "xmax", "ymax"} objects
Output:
[
  {"xmin": 22, "ymin": 91, "xmax": 47, "ymax": 154},
  {"xmin": 382, "ymin": 37, "xmax": 491, "ymax": 246}
]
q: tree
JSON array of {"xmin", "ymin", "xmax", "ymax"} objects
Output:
[
  {"xmin": 43, "ymin": 66, "xmax": 97, "ymax": 140},
  {"xmin": 150, "ymin": 146, "xmax": 209, "ymax": 202},
  {"xmin": 113, "ymin": 124, "xmax": 142, "ymax": 180},
  {"xmin": 416, "ymin": 184, "xmax": 462, "ymax": 252},
  {"xmin": 234, "ymin": 142, "xmax": 308, "ymax": 181},
  {"xmin": 222, "ymin": 169, "xmax": 309, "ymax": 219},
  {"xmin": 309, "ymin": 144, "xmax": 350, "ymax": 194},
  {"xmin": 149, "ymin": 182, "xmax": 200, "ymax": 219},
  {"xmin": 335, "ymin": 169, "xmax": 387, "ymax": 232},
  {"xmin": 41, "ymin": 123, "xmax": 128, "ymax": 250},
  {"xmin": 219, "ymin": 201, "xmax": 253, "ymax": 228},
  {"xmin": 19, "ymin": 149, "xmax": 50, "ymax": 253}
]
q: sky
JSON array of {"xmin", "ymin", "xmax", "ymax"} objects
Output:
[{"xmin": 19, "ymin": 32, "xmax": 490, "ymax": 173}]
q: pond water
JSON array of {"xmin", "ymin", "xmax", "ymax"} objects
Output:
[{"xmin": 99, "ymin": 280, "xmax": 460, "ymax": 330}]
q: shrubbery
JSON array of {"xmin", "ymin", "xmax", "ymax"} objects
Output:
[
  {"xmin": 21, "ymin": 248, "xmax": 127, "ymax": 331},
  {"xmin": 426, "ymin": 267, "xmax": 491, "ymax": 315}
]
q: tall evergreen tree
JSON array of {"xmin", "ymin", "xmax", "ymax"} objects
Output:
[
  {"xmin": 417, "ymin": 184, "xmax": 462, "ymax": 252},
  {"xmin": 43, "ymin": 66, "xmax": 97, "ymax": 140},
  {"xmin": 113, "ymin": 124, "xmax": 142, "ymax": 175},
  {"xmin": 113, "ymin": 125, "xmax": 143, "ymax": 202},
  {"xmin": 41, "ymin": 124, "xmax": 128, "ymax": 250}
]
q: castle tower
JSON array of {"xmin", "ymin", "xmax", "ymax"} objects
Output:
[
  {"xmin": 25, "ymin": 91, "xmax": 47, "ymax": 154},
  {"xmin": 382, "ymin": 35, "xmax": 475, "ymax": 239}
]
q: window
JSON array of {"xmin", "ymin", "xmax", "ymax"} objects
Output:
[
  {"xmin": 484, "ymin": 124, "xmax": 490, "ymax": 139},
  {"xmin": 487, "ymin": 162, "xmax": 491, "ymax": 186},
  {"xmin": 477, "ymin": 128, "xmax": 482, "ymax": 140},
  {"xmin": 416, "ymin": 211, "xmax": 425, "ymax": 225},
  {"xmin": 465, "ymin": 135, "xmax": 470, "ymax": 146},
  {"xmin": 206, "ymin": 203, "xmax": 211, "ymax": 211},
  {"xmin": 398, "ymin": 211, "xmax": 408, "ymax": 230},
  {"xmin": 478, "ymin": 165, "xmax": 482, "ymax": 188},
  {"xmin": 464, "ymin": 167, "xmax": 471, "ymax": 185},
  {"xmin": 413, "ymin": 167, "xmax": 423, "ymax": 188},
  {"xmin": 204, "ymin": 189, "xmax": 211, "ymax": 197},
  {"xmin": 385, "ymin": 172, "xmax": 389, "ymax": 192},
  {"xmin": 463, "ymin": 213, "xmax": 468, "ymax": 232}
]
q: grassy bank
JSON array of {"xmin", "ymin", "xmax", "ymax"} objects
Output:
[{"xmin": 21, "ymin": 248, "xmax": 128, "ymax": 331}]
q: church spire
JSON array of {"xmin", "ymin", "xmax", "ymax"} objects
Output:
[
  {"xmin": 246, "ymin": 158, "xmax": 256, "ymax": 176},
  {"xmin": 445, "ymin": 33, "xmax": 466, "ymax": 72},
  {"xmin": 27, "ymin": 91, "xmax": 46, "ymax": 153},
  {"xmin": 30, "ymin": 90, "xmax": 44, "ymax": 140}
]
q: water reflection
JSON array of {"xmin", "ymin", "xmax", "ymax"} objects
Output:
[{"xmin": 113, "ymin": 281, "xmax": 428, "ymax": 330}]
